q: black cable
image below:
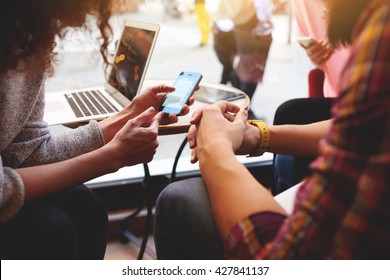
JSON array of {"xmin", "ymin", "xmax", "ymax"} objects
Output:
[
  {"xmin": 170, "ymin": 137, "xmax": 188, "ymax": 182},
  {"xmin": 136, "ymin": 163, "xmax": 151, "ymax": 260},
  {"xmin": 137, "ymin": 135, "xmax": 188, "ymax": 259}
]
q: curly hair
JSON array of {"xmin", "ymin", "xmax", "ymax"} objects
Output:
[{"xmin": 0, "ymin": 0, "xmax": 114, "ymax": 75}]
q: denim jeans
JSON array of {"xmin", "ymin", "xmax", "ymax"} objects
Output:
[
  {"xmin": 273, "ymin": 154, "xmax": 298, "ymax": 195},
  {"xmin": 154, "ymin": 177, "xmax": 224, "ymax": 259}
]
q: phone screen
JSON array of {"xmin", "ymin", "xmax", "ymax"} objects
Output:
[{"xmin": 161, "ymin": 72, "xmax": 202, "ymax": 114}]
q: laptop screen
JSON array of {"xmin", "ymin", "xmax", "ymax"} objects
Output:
[{"xmin": 107, "ymin": 24, "xmax": 158, "ymax": 101}]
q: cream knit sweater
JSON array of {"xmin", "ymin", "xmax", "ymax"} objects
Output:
[{"xmin": 0, "ymin": 57, "xmax": 105, "ymax": 222}]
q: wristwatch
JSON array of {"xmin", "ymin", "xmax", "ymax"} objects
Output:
[{"xmin": 247, "ymin": 120, "xmax": 270, "ymax": 157}]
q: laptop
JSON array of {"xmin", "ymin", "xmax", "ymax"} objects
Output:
[{"xmin": 44, "ymin": 20, "xmax": 160, "ymax": 126}]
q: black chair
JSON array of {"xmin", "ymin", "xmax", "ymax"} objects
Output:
[{"xmin": 272, "ymin": 97, "xmax": 334, "ymax": 195}]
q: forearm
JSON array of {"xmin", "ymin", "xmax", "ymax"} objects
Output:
[
  {"xmin": 199, "ymin": 144, "xmax": 287, "ymax": 237},
  {"xmin": 267, "ymin": 120, "xmax": 331, "ymax": 157},
  {"xmin": 17, "ymin": 146, "xmax": 117, "ymax": 202}
]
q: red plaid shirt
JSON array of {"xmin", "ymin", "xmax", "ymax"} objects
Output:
[{"xmin": 225, "ymin": 0, "xmax": 390, "ymax": 259}]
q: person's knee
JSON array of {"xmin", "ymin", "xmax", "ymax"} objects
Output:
[
  {"xmin": 156, "ymin": 177, "xmax": 206, "ymax": 214},
  {"xmin": 3, "ymin": 204, "xmax": 79, "ymax": 259},
  {"xmin": 64, "ymin": 185, "xmax": 108, "ymax": 225}
]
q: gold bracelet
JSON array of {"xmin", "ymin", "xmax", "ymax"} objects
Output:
[{"xmin": 247, "ymin": 120, "xmax": 270, "ymax": 157}]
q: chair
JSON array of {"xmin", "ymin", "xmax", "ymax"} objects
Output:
[
  {"xmin": 308, "ymin": 68, "xmax": 325, "ymax": 98},
  {"xmin": 272, "ymin": 97, "xmax": 334, "ymax": 195}
]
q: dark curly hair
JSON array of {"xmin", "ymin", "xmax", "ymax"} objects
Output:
[{"xmin": 0, "ymin": 0, "xmax": 114, "ymax": 75}]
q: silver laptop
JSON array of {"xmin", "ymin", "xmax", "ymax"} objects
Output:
[{"xmin": 44, "ymin": 20, "xmax": 160, "ymax": 126}]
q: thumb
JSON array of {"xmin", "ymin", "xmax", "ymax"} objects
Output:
[{"xmin": 149, "ymin": 111, "xmax": 164, "ymax": 131}]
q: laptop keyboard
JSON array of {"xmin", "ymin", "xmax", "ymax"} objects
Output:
[{"xmin": 65, "ymin": 90, "xmax": 120, "ymax": 118}]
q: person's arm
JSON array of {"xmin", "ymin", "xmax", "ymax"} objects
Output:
[
  {"xmin": 190, "ymin": 105, "xmax": 332, "ymax": 161},
  {"xmin": 267, "ymin": 119, "xmax": 331, "ymax": 156},
  {"xmin": 235, "ymin": 119, "xmax": 331, "ymax": 157},
  {"xmin": 192, "ymin": 102, "xmax": 287, "ymax": 237},
  {"xmin": 200, "ymin": 143, "xmax": 287, "ymax": 237},
  {"xmin": 18, "ymin": 108, "xmax": 162, "ymax": 202}
]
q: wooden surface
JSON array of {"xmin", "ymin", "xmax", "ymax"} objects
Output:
[{"xmin": 142, "ymin": 80, "xmax": 250, "ymax": 135}]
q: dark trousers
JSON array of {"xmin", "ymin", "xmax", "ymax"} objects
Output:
[{"xmin": 0, "ymin": 185, "xmax": 108, "ymax": 260}]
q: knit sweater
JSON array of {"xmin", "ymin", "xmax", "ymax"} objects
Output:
[{"xmin": 0, "ymin": 56, "xmax": 105, "ymax": 222}]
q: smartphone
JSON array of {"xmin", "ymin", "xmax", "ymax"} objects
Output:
[
  {"xmin": 297, "ymin": 36, "xmax": 317, "ymax": 48},
  {"xmin": 161, "ymin": 71, "xmax": 203, "ymax": 115}
]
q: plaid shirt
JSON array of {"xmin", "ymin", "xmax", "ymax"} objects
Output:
[{"xmin": 225, "ymin": 0, "xmax": 390, "ymax": 259}]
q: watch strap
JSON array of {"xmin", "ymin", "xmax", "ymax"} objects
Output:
[{"xmin": 247, "ymin": 120, "xmax": 270, "ymax": 157}]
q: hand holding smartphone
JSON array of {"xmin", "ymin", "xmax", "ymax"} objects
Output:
[
  {"xmin": 297, "ymin": 36, "xmax": 317, "ymax": 48},
  {"xmin": 160, "ymin": 71, "xmax": 203, "ymax": 115}
]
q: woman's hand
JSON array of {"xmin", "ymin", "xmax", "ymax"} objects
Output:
[
  {"xmin": 130, "ymin": 84, "xmax": 195, "ymax": 124},
  {"xmin": 188, "ymin": 101, "xmax": 261, "ymax": 162},
  {"xmin": 188, "ymin": 101, "xmax": 248, "ymax": 163},
  {"xmin": 103, "ymin": 107, "xmax": 164, "ymax": 170},
  {"xmin": 99, "ymin": 84, "xmax": 194, "ymax": 143},
  {"xmin": 305, "ymin": 40, "xmax": 334, "ymax": 69}
]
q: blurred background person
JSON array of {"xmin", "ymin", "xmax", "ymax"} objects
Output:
[
  {"xmin": 293, "ymin": 0, "xmax": 351, "ymax": 98},
  {"xmin": 212, "ymin": 0, "xmax": 273, "ymax": 118},
  {"xmin": 195, "ymin": 0, "xmax": 212, "ymax": 46},
  {"xmin": 273, "ymin": 0, "xmax": 353, "ymax": 196}
]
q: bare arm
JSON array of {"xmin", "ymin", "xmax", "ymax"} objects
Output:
[
  {"xmin": 192, "ymin": 103, "xmax": 287, "ymax": 237},
  {"xmin": 199, "ymin": 143, "xmax": 287, "ymax": 237},
  {"xmin": 190, "ymin": 105, "xmax": 332, "ymax": 161},
  {"xmin": 18, "ymin": 84, "xmax": 196, "ymax": 202},
  {"xmin": 189, "ymin": 102, "xmax": 331, "ymax": 237},
  {"xmin": 18, "ymin": 108, "xmax": 161, "ymax": 202},
  {"xmin": 234, "ymin": 120, "xmax": 331, "ymax": 157},
  {"xmin": 267, "ymin": 120, "xmax": 331, "ymax": 156}
]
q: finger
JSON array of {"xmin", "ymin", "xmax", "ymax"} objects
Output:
[
  {"xmin": 132, "ymin": 107, "xmax": 156, "ymax": 127},
  {"xmin": 190, "ymin": 107, "xmax": 204, "ymax": 124},
  {"xmin": 190, "ymin": 148, "xmax": 199, "ymax": 164},
  {"xmin": 155, "ymin": 91, "xmax": 168, "ymax": 101},
  {"xmin": 149, "ymin": 84, "xmax": 176, "ymax": 94},
  {"xmin": 223, "ymin": 112, "xmax": 235, "ymax": 122},
  {"xmin": 323, "ymin": 49, "xmax": 334, "ymax": 61},
  {"xmin": 306, "ymin": 42, "xmax": 325, "ymax": 57},
  {"xmin": 187, "ymin": 96, "xmax": 195, "ymax": 106},
  {"xmin": 191, "ymin": 101, "xmax": 240, "ymax": 124},
  {"xmin": 187, "ymin": 124, "xmax": 197, "ymax": 149},
  {"xmin": 234, "ymin": 108, "xmax": 249, "ymax": 124},
  {"xmin": 167, "ymin": 113, "xmax": 179, "ymax": 123},
  {"xmin": 215, "ymin": 101, "xmax": 241, "ymax": 115},
  {"xmin": 305, "ymin": 41, "xmax": 320, "ymax": 52},
  {"xmin": 150, "ymin": 111, "xmax": 164, "ymax": 129},
  {"xmin": 179, "ymin": 104, "xmax": 190, "ymax": 116},
  {"xmin": 150, "ymin": 85, "xmax": 175, "ymax": 104}
]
